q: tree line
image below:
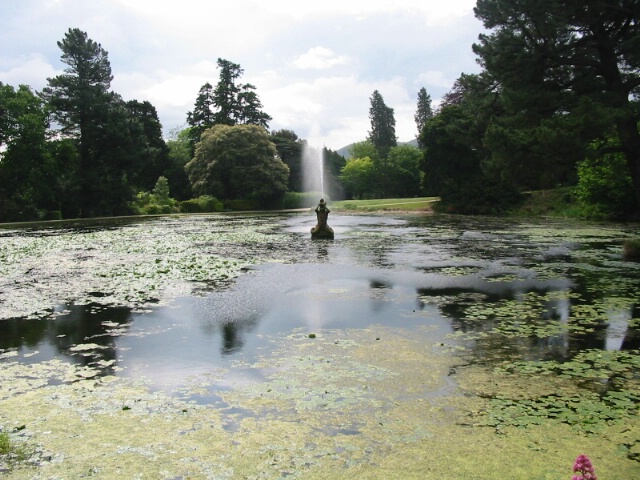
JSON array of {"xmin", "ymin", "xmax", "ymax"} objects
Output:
[
  {"xmin": 419, "ymin": 0, "xmax": 640, "ymax": 217},
  {"xmin": 2, "ymin": 1, "xmax": 640, "ymax": 222}
]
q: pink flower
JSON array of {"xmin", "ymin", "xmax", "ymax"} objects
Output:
[{"xmin": 572, "ymin": 454, "xmax": 597, "ymax": 480}]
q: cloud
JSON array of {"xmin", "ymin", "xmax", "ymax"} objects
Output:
[
  {"xmin": 0, "ymin": 54, "xmax": 58, "ymax": 89},
  {"xmin": 0, "ymin": 0, "xmax": 484, "ymax": 150},
  {"xmin": 293, "ymin": 47, "xmax": 348, "ymax": 70}
]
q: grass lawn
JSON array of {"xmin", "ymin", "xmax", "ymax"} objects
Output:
[{"xmin": 331, "ymin": 197, "xmax": 438, "ymax": 212}]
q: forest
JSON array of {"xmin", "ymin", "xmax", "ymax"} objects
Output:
[{"xmin": 1, "ymin": 1, "xmax": 639, "ymax": 222}]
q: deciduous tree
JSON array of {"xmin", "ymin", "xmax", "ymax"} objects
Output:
[{"xmin": 185, "ymin": 124, "xmax": 288, "ymax": 207}]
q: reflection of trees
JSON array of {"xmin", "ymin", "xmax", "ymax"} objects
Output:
[
  {"xmin": 414, "ymin": 283, "xmax": 640, "ymax": 363},
  {"xmin": 221, "ymin": 322, "xmax": 243, "ymax": 355},
  {"xmin": 0, "ymin": 303, "xmax": 132, "ymax": 375}
]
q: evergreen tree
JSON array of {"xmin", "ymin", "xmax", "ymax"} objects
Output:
[
  {"xmin": 213, "ymin": 59, "xmax": 243, "ymax": 126},
  {"xmin": 414, "ymin": 87, "xmax": 433, "ymax": 141},
  {"xmin": 186, "ymin": 82, "xmax": 215, "ymax": 155},
  {"xmin": 270, "ymin": 129, "xmax": 304, "ymax": 192},
  {"xmin": 126, "ymin": 99, "xmax": 171, "ymax": 191},
  {"xmin": 367, "ymin": 90, "xmax": 396, "ymax": 159},
  {"xmin": 42, "ymin": 28, "xmax": 116, "ymax": 217},
  {"xmin": 187, "ymin": 59, "xmax": 271, "ymax": 154},
  {"xmin": 473, "ymin": 0, "xmax": 640, "ymax": 209}
]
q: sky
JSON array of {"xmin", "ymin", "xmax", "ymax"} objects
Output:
[{"xmin": 0, "ymin": 0, "xmax": 484, "ymax": 151}]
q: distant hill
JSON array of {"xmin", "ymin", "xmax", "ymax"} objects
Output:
[{"xmin": 336, "ymin": 139, "xmax": 419, "ymax": 159}]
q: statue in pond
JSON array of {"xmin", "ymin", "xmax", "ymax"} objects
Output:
[{"xmin": 311, "ymin": 198, "xmax": 334, "ymax": 239}]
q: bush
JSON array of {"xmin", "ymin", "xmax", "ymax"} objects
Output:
[
  {"xmin": 576, "ymin": 148, "xmax": 636, "ymax": 219},
  {"xmin": 179, "ymin": 196, "xmax": 223, "ymax": 213}
]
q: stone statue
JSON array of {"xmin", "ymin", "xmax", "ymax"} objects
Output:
[{"xmin": 311, "ymin": 198, "xmax": 334, "ymax": 239}]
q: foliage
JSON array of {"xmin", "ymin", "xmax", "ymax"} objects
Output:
[
  {"xmin": 473, "ymin": 0, "xmax": 640, "ymax": 209},
  {"xmin": 437, "ymin": 174, "xmax": 524, "ymax": 215},
  {"xmin": 225, "ymin": 199, "xmax": 260, "ymax": 211},
  {"xmin": 282, "ymin": 192, "xmax": 323, "ymax": 209},
  {"xmin": 40, "ymin": 28, "xmax": 168, "ymax": 218},
  {"xmin": 185, "ymin": 124, "xmax": 289, "ymax": 207},
  {"xmin": 414, "ymin": 86, "xmax": 433, "ymax": 142},
  {"xmin": 179, "ymin": 195, "xmax": 224, "ymax": 213},
  {"xmin": 187, "ymin": 59, "xmax": 271, "ymax": 155},
  {"xmin": 186, "ymin": 82, "xmax": 215, "ymax": 155},
  {"xmin": 340, "ymin": 156, "xmax": 375, "ymax": 199},
  {"xmin": 385, "ymin": 145, "xmax": 423, "ymax": 197},
  {"xmin": 270, "ymin": 129, "xmax": 304, "ymax": 192},
  {"xmin": 420, "ymin": 104, "xmax": 484, "ymax": 197},
  {"xmin": 367, "ymin": 90, "xmax": 397, "ymax": 159},
  {"xmin": 165, "ymin": 128, "xmax": 193, "ymax": 200},
  {"xmin": 130, "ymin": 176, "xmax": 179, "ymax": 215},
  {"xmin": 575, "ymin": 139, "xmax": 637, "ymax": 219},
  {"xmin": 0, "ymin": 83, "xmax": 56, "ymax": 222},
  {"xmin": 125, "ymin": 100, "xmax": 171, "ymax": 192}
]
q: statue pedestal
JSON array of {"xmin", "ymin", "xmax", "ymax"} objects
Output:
[{"xmin": 311, "ymin": 199, "xmax": 334, "ymax": 239}]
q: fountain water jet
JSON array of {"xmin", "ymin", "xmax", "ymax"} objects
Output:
[{"xmin": 302, "ymin": 143, "xmax": 325, "ymax": 199}]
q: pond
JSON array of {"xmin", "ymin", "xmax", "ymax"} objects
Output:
[{"xmin": 0, "ymin": 212, "xmax": 639, "ymax": 479}]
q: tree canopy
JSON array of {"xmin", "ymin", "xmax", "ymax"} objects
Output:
[
  {"xmin": 473, "ymin": 0, "xmax": 640, "ymax": 208},
  {"xmin": 185, "ymin": 124, "xmax": 289, "ymax": 206},
  {"xmin": 186, "ymin": 59, "xmax": 272, "ymax": 154},
  {"xmin": 367, "ymin": 90, "xmax": 397, "ymax": 159}
]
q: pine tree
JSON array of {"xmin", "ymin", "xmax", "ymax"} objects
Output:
[
  {"xmin": 187, "ymin": 82, "xmax": 215, "ymax": 155},
  {"xmin": 414, "ymin": 87, "xmax": 433, "ymax": 141},
  {"xmin": 367, "ymin": 90, "xmax": 396, "ymax": 159}
]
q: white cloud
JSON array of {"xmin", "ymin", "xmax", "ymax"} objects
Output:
[
  {"xmin": 417, "ymin": 71, "xmax": 455, "ymax": 89},
  {"xmin": 293, "ymin": 47, "xmax": 348, "ymax": 70},
  {"xmin": 0, "ymin": 54, "xmax": 58, "ymax": 89},
  {"xmin": 0, "ymin": 0, "xmax": 483, "ymax": 150}
]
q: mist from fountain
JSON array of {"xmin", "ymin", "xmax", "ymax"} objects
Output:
[{"xmin": 302, "ymin": 143, "xmax": 325, "ymax": 199}]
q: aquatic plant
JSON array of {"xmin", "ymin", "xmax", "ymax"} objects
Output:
[{"xmin": 572, "ymin": 454, "xmax": 597, "ymax": 480}]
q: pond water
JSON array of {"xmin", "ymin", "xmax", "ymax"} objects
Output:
[
  {"xmin": 1, "ymin": 214, "xmax": 639, "ymax": 393},
  {"xmin": 1, "ymin": 212, "xmax": 639, "ymax": 477}
]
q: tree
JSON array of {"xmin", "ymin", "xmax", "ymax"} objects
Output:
[
  {"xmin": 213, "ymin": 59, "xmax": 243, "ymax": 126},
  {"xmin": 185, "ymin": 124, "xmax": 289, "ymax": 207},
  {"xmin": 414, "ymin": 87, "xmax": 433, "ymax": 140},
  {"xmin": 166, "ymin": 127, "xmax": 193, "ymax": 200},
  {"xmin": 212, "ymin": 58, "xmax": 271, "ymax": 127},
  {"xmin": 186, "ymin": 82, "xmax": 215, "ymax": 154},
  {"xmin": 576, "ymin": 135, "xmax": 636, "ymax": 219},
  {"xmin": 0, "ymin": 83, "xmax": 53, "ymax": 221},
  {"xmin": 41, "ymin": 28, "xmax": 117, "ymax": 217},
  {"xmin": 367, "ymin": 90, "xmax": 396, "ymax": 158},
  {"xmin": 340, "ymin": 156, "xmax": 376, "ymax": 200},
  {"xmin": 270, "ymin": 129, "xmax": 304, "ymax": 192},
  {"xmin": 126, "ymin": 100, "xmax": 171, "ymax": 192},
  {"xmin": 473, "ymin": 0, "xmax": 640, "ymax": 209},
  {"xmin": 187, "ymin": 59, "xmax": 272, "ymax": 153},
  {"xmin": 386, "ymin": 145, "xmax": 423, "ymax": 197}
]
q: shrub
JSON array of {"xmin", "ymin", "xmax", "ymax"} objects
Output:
[{"xmin": 178, "ymin": 196, "xmax": 223, "ymax": 213}]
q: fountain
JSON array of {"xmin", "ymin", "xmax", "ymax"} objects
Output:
[
  {"xmin": 310, "ymin": 198, "xmax": 334, "ymax": 239},
  {"xmin": 302, "ymin": 141, "xmax": 333, "ymax": 239}
]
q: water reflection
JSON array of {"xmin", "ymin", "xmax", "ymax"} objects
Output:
[{"xmin": 1, "ymin": 213, "xmax": 639, "ymax": 401}]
